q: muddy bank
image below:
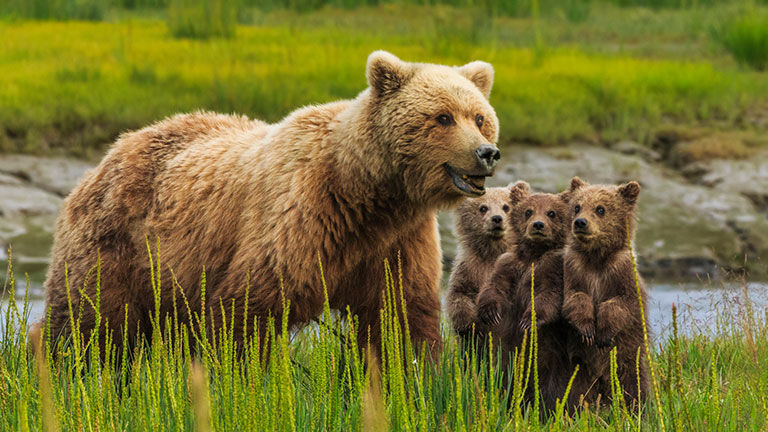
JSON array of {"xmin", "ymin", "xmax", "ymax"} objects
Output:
[{"xmin": 1, "ymin": 145, "xmax": 767, "ymax": 288}]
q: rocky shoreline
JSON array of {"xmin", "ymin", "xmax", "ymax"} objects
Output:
[{"xmin": 1, "ymin": 145, "xmax": 767, "ymax": 286}]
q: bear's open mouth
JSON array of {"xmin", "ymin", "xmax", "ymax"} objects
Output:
[{"xmin": 443, "ymin": 164, "xmax": 487, "ymax": 196}]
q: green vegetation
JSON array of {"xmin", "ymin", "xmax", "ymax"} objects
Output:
[
  {"xmin": 714, "ymin": 12, "xmax": 768, "ymax": 71},
  {"xmin": 1, "ymin": 245, "xmax": 768, "ymax": 430},
  {"xmin": 1, "ymin": 2, "xmax": 767, "ymax": 158}
]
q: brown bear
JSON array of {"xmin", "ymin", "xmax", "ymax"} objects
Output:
[
  {"xmin": 561, "ymin": 177, "xmax": 648, "ymax": 410},
  {"xmin": 447, "ymin": 186, "xmax": 515, "ymax": 346},
  {"xmin": 476, "ymin": 181, "xmax": 571, "ymax": 411},
  {"xmin": 39, "ymin": 51, "xmax": 501, "ymax": 360}
]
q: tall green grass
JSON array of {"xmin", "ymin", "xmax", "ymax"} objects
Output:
[
  {"xmin": 2, "ymin": 241, "xmax": 768, "ymax": 430},
  {"xmin": 714, "ymin": 13, "xmax": 768, "ymax": 71},
  {"xmin": 167, "ymin": 0, "xmax": 237, "ymax": 39}
]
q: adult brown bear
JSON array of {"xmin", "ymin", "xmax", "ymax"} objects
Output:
[{"xmin": 39, "ymin": 51, "xmax": 500, "ymax": 359}]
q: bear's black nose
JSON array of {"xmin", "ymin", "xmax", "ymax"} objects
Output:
[
  {"xmin": 475, "ymin": 145, "xmax": 500, "ymax": 170},
  {"xmin": 574, "ymin": 218, "xmax": 588, "ymax": 229},
  {"xmin": 491, "ymin": 215, "xmax": 502, "ymax": 224},
  {"xmin": 532, "ymin": 221, "xmax": 545, "ymax": 230}
]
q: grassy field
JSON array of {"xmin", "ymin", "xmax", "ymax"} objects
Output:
[
  {"xmin": 1, "ymin": 251, "xmax": 767, "ymax": 431},
  {"xmin": 1, "ymin": 2, "xmax": 767, "ymax": 157}
]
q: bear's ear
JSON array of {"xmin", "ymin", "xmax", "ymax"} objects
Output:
[
  {"xmin": 456, "ymin": 61, "xmax": 494, "ymax": 99},
  {"xmin": 618, "ymin": 181, "xmax": 641, "ymax": 205},
  {"xmin": 366, "ymin": 51, "xmax": 413, "ymax": 97},
  {"xmin": 508, "ymin": 181, "xmax": 530, "ymax": 205},
  {"xmin": 569, "ymin": 176, "xmax": 587, "ymax": 192}
]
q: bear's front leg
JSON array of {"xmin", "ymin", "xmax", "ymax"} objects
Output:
[
  {"xmin": 563, "ymin": 271, "xmax": 595, "ymax": 346},
  {"xmin": 595, "ymin": 297, "xmax": 633, "ymax": 348},
  {"xmin": 388, "ymin": 217, "xmax": 444, "ymax": 361}
]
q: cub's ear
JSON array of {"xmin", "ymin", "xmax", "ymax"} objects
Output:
[
  {"xmin": 569, "ymin": 176, "xmax": 587, "ymax": 192},
  {"xmin": 366, "ymin": 51, "xmax": 414, "ymax": 97},
  {"xmin": 618, "ymin": 181, "xmax": 641, "ymax": 204},
  {"xmin": 456, "ymin": 61, "xmax": 494, "ymax": 99},
  {"xmin": 508, "ymin": 181, "xmax": 530, "ymax": 205}
]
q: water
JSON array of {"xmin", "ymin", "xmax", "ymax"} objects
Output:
[{"xmin": 3, "ymin": 279, "xmax": 767, "ymax": 340}]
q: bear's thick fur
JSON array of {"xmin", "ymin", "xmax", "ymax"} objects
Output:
[
  {"xmin": 41, "ymin": 51, "xmax": 500, "ymax": 359},
  {"xmin": 447, "ymin": 186, "xmax": 514, "ymax": 345},
  {"xmin": 476, "ymin": 181, "xmax": 571, "ymax": 410},
  {"xmin": 562, "ymin": 177, "xmax": 648, "ymax": 409}
]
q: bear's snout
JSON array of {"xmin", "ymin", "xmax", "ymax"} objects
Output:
[
  {"xmin": 532, "ymin": 221, "xmax": 545, "ymax": 231},
  {"xmin": 491, "ymin": 215, "xmax": 502, "ymax": 224},
  {"xmin": 475, "ymin": 145, "xmax": 500, "ymax": 171},
  {"xmin": 573, "ymin": 218, "xmax": 588, "ymax": 230}
]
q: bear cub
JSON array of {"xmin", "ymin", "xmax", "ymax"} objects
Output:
[
  {"xmin": 562, "ymin": 177, "xmax": 648, "ymax": 410},
  {"xmin": 447, "ymin": 186, "xmax": 515, "ymax": 344},
  {"xmin": 476, "ymin": 181, "xmax": 571, "ymax": 410}
]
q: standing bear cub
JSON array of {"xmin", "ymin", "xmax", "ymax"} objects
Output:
[
  {"xmin": 476, "ymin": 181, "xmax": 571, "ymax": 410},
  {"xmin": 40, "ymin": 51, "xmax": 501, "ymax": 360},
  {"xmin": 447, "ymin": 186, "xmax": 515, "ymax": 345},
  {"xmin": 562, "ymin": 177, "xmax": 648, "ymax": 409}
]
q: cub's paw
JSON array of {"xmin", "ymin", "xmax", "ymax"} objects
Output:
[
  {"xmin": 518, "ymin": 309, "xmax": 537, "ymax": 332},
  {"xmin": 575, "ymin": 324, "xmax": 596, "ymax": 346},
  {"xmin": 477, "ymin": 299, "xmax": 501, "ymax": 327}
]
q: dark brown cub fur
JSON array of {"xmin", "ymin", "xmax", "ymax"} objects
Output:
[
  {"xmin": 447, "ymin": 186, "xmax": 514, "ymax": 345},
  {"xmin": 476, "ymin": 181, "xmax": 571, "ymax": 411},
  {"xmin": 562, "ymin": 176, "xmax": 648, "ymax": 410}
]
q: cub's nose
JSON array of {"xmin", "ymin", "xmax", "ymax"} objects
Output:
[
  {"xmin": 475, "ymin": 145, "xmax": 500, "ymax": 171},
  {"xmin": 491, "ymin": 215, "xmax": 502, "ymax": 224},
  {"xmin": 532, "ymin": 221, "xmax": 545, "ymax": 231},
  {"xmin": 574, "ymin": 218, "xmax": 588, "ymax": 229}
]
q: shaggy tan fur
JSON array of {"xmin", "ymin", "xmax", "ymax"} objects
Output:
[
  {"xmin": 476, "ymin": 181, "xmax": 571, "ymax": 411},
  {"xmin": 40, "ymin": 51, "xmax": 501, "ymax": 360},
  {"xmin": 561, "ymin": 177, "xmax": 649, "ymax": 410},
  {"xmin": 446, "ymin": 186, "xmax": 515, "ymax": 344}
]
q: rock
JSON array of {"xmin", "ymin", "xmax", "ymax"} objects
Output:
[
  {"xmin": 439, "ymin": 145, "xmax": 768, "ymax": 280},
  {"xmin": 686, "ymin": 152, "xmax": 768, "ymax": 215},
  {"xmin": 0, "ymin": 154, "xmax": 93, "ymax": 196},
  {"xmin": 612, "ymin": 140, "xmax": 662, "ymax": 162}
]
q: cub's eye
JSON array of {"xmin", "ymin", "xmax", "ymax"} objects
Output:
[
  {"xmin": 547, "ymin": 210, "xmax": 556, "ymax": 219},
  {"xmin": 502, "ymin": 204, "xmax": 510, "ymax": 212},
  {"xmin": 475, "ymin": 114, "xmax": 484, "ymax": 129},
  {"xmin": 437, "ymin": 114, "xmax": 455, "ymax": 126},
  {"xmin": 574, "ymin": 204, "xmax": 581, "ymax": 214},
  {"xmin": 479, "ymin": 205, "xmax": 488, "ymax": 213},
  {"xmin": 596, "ymin": 205, "xmax": 606, "ymax": 216},
  {"xmin": 524, "ymin": 209, "xmax": 533, "ymax": 219}
]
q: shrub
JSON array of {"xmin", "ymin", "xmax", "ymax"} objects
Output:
[
  {"xmin": 167, "ymin": 0, "xmax": 238, "ymax": 39},
  {"xmin": 714, "ymin": 14, "xmax": 768, "ymax": 71}
]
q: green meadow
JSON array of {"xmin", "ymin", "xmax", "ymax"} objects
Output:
[{"xmin": 1, "ymin": 1, "xmax": 767, "ymax": 157}]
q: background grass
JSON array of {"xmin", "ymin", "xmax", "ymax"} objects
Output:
[{"xmin": 0, "ymin": 2, "xmax": 767, "ymax": 157}]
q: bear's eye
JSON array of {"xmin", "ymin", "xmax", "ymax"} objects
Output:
[
  {"xmin": 475, "ymin": 114, "xmax": 484, "ymax": 129},
  {"xmin": 502, "ymin": 204, "xmax": 510, "ymax": 212},
  {"xmin": 437, "ymin": 114, "xmax": 455, "ymax": 126},
  {"xmin": 524, "ymin": 209, "xmax": 533, "ymax": 219},
  {"xmin": 547, "ymin": 210, "xmax": 556, "ymax": 219},
  {"xmin": 479, "ymin": 205, "xmax": 488, "ymax": 213},
  {"xmin": 596, "ymin": 205, "xmax": 606, "ymax": 216},
  {"xmin": 574, "ymin": 204, "xmax": 581, "ymax": 214}
]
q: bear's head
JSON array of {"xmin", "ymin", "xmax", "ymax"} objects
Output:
[
  {"xmin": 566, "ymin": 177, "xmax": 641, "ymax": 254},
  {"xmin": 508, "ymin": 181, "xmax": 570, "ymax": 253},
  {"xmin": 456, "ymin": 186, "xmax": 514, "ymax": 253},
  {"xmin": 364, "ymin": 51, "xmax": 500, "ymax": 205}
]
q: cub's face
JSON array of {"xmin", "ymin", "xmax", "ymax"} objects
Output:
[
  {"xmin": 456, "ymin": 187, "xmax": 513, "ymax": 242},
  {"xmin": 365, "ymin": 51, "xmax": 500, "ymax": 205},
  {"xmin": 567, "ymin": 177, "xmax": 641, "ymax": 252},
  {"xmin": 508, "ymin": 182, "xmax": 569, "ymax": 250}
]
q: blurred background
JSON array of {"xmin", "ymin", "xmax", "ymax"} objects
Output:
[{"xmin": 0, "ymin": 0, "xmax": 767, "ymax": 333}]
